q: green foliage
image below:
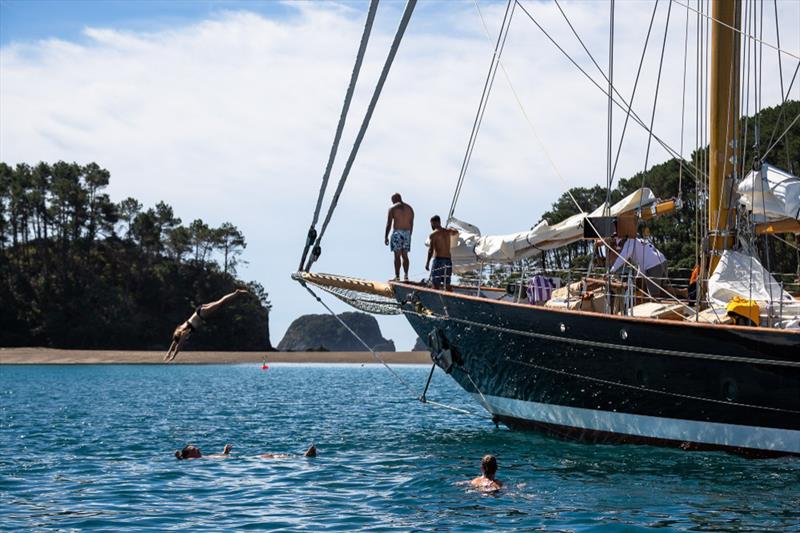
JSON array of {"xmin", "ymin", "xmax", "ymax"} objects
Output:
[
  {"xmin": 538, "ymin": 100, "xmax": 799, "ymax": 275},
  {"xmin": 0, "ymin": 161, "xmax": 271, "ymax": 350}
]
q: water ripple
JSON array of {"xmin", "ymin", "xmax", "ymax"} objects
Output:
[{"xmin": 1, "ymin": 364, "xmax": 798, "ymax": 531}]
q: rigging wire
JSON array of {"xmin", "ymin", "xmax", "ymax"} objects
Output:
[
  {"xmin": 513, "ymin": 0, "xmax": 707, "ymax": 192},
  {"xmin": 301, "ymin": 281, "xmax": 491, "ymax": 419},
  {"xmin": 299, "ymin": 0, "xmax": 380, "ymax": 271},
  {"xmin": 772, "ymin": 0, "xmax": 792, "ymax": 171},
  {"xmin": 678, "ymin": 0, "xmax": 691, "ymax": 197},
  {"xmin": 448, "ymin": 0, "xmax": 515, "ymax": 224},
  {"xmin": 672, "ymin": 0, "xmax": 800, "ymax": 61},
  {"xmin": 305, "ymin": 0, "xmax": 418, "ymax": 272},
  {"xmin": 556, "ymin": 0, "xmax": 661, "ymax": 191},
  {"xmin": 605, "ymin": 0, "xmax": 615, "ymax": 209},
  {"xmin": 763, "ymin": 60, "xmax": 800, "ymax": 157},
  {"xmin": 468, "ymin": 0, "xmax": 708, "ymax": 313},
  {"xmin": 643, "ymin": 0, "xmax": 673, "ymax": 173},
  {"xmin": 469, "ymin": 0, "xmax": 586, "ymax": 213}
]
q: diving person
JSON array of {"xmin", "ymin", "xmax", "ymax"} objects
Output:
[
  {"xmin": 470, "ymin": 454, "xmax": 503, "ymax": 492},
  {"xmin": 164, "ymin": 289, "xmax": 249, "ymax": 362},
  {"xmin": 384, "ymin": 193, "xmax": 415, "ymax": 281},
  {"xmin": 425, "ymin": 215, "xmax": 459, "ymax": 291}
]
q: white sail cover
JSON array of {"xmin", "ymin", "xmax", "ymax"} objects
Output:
[
  {"xmin": 707, "ymin": 249, "xmax": 794, "ymax": 305},
  {"xmin": 737, "ymin": 163, "xmax": 800, "ymax": 222},
  {"xmin": 448, "ymin": 188, "xmax": 657, "ymax": 272}
]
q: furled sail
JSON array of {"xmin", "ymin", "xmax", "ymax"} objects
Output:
[
  {"xmin": 707, "ymin": 249, "xmax": 800, "ymax": 325},
  {"xmin": 737, "ymin": 163, "xmax": 800, "ymax": 222},
  {"xmin": 448, "ymin": 188, "xmax": 657, "ymax": 272}
]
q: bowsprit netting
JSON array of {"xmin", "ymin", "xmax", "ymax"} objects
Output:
[{"xmin": 292, "ymin": 272, "xmax": 401, "ymax": 315}]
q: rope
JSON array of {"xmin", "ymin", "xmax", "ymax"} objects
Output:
[
  {"xmin": 605, "ymin": 0, "xmax": 615, "ymax": 209},
  {"xmin": 643, "ymin": 0, "xmax": 673, "ymax": 173},
  {"xmin": 506, "ymin": 357, "xmax": 800, "ymax": 415},
  {"xmin": 764, "ymin": 61, "xmax": 799, "ymax": 156},
  {"xmin": 678, "ymin": 0, "xmax": 690, "ymax": 197},
  {"xmin": 672, "ymin": 0, "xmax": 800, "ymax": 60},
  {"xmin": 305, "ymin": 0, "xmax": 417, "ymax": 272},
  {"xmin": 554, "ymin": 0, "xmax": 660, "ymax": 193},
  {"xmin": 448, "ymin": 0, "xmax": 515, "ymax": 224},
  {"xmin": 401, "ymin": 306, "xmax": 800, "ymax": 369},
  {"xmin": 300, "ymin": 281, "xmax": 490, "ymax": 419},
  {"xmin": 761, "ymin": 112, "xmax": 800, "ymax": 162},
  {"xmin": 299, "ymin": 0, "xmax": 379, "ymax": 271},
  {"xmin": 773, "ymin": 0, "xmax": 792, "ymax": 171},
  {"xmin": 514, "ymin": 0, "xmax": 707, "ymax": 192},
  {"xmin": 472, "ymin": 0, "xmax": 586, "ymax": 214}
]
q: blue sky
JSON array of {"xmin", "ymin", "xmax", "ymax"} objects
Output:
[
  {"xmin": 2, "ymin": 0, "xmax": 797, "ymax": 350},
  {"xmin": 0, "ymin": 1, "xmax": 295, "ymax": 45}
]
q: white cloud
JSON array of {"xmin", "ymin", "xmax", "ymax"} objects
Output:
[{"xmin": 2, "ymin": 0, "xmax": 798, "ymax": 349}]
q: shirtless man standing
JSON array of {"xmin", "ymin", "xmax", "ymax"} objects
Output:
[
  {"xmin": 384, "ymin": 193, "xmax": 414, "ymax": 281},
  {"xmin": 425, "ymin": 215, "xmax": 458, "ymax": 290}
]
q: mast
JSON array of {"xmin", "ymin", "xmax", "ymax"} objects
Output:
[{"xmin": 707, "ymin": 0, "xmax": 741, "ymax": 271}]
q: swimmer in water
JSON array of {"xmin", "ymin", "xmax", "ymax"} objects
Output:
[
  {"xmin": 164, "ymin": 289, "xmax": 249, "ymax": 362},
  {"xmin": 174, "ymin": 443, "xmax": 232, "ymax": 460},
  {"xmin": 260, "ymin": 444, "xmax": 317, "ymax": 459},
  {"xmin": 470, "ymin": 454, "xmax": 503, "ymax": 491}
]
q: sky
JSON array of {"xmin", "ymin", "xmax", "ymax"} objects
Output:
[{"xmin": 2, "ymin": 0, "xmax": 798, "ymax": 350}]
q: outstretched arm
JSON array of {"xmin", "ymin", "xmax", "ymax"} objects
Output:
[
  {"xmin": 164, "ymin": 340, "xmax": 178, "ymax": 361},
  {"xmin": 201, "ymin": 289, "xmax": 247, "ymax": 316}
]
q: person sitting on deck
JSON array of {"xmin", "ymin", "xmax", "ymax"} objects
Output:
[
  {"xmin": 609, "ymin": 237, "xmax": 669, "ymax": 298},
  {"xmin": 384, "ymin": 193, "xmax": 415, "ymax": 281},
  {"xmin": 175, "ymin": 443, "xmax": 232, "ymax": 460},
  {"xmin": 470, "ymin": 454, "xmax": 503, "ymax": 492},
  {"xmin": 164, "ymin": 289, "xmax": 249, "ymax": 362},
  {"xmin": 426, "ymin": 215, "xmax": 459, "ymax": 291}
]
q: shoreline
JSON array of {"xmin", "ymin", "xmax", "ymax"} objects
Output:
[{"xmin": 0, "ymin": 348, "xmax": 431, "ymax": 365}]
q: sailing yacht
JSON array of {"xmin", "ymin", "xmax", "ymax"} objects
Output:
[{"xmin": 296, "ymin": 0, "xmax": 800, "ymax": 456}]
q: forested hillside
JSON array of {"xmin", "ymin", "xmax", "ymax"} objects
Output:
[
  {"xmin": 538, "ymin": 100, "xmax": 799, "ymax": 276},
  {"xmin": 0, "ymin": 161, "xmax": 272, "ymax": 350}
]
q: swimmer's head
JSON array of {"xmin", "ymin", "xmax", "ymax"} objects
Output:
[
  {"xmin": 481, "ymin": 454, "xmax": 498, "ymax": 480},
  {"xmin": 176, "ymin": 445, "xmax": 202, "ymax": 460},
  {"xmin": 223, "ymin": 444, "xmax": 233, "ymax": 455}
]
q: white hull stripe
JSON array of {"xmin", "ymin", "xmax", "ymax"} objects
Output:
[{"xmin": 473, "ymin": 394, "xmax": 800, "ymax": 454}]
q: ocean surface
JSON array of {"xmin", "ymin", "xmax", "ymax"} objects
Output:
[{"xmin": 1, "ymin": 363, "xmax": 798, "ymax": 532}]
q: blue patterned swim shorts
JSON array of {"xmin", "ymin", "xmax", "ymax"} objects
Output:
[{"xmin": 390, "ymin": 229, "xmax": 411, "ymax": 252}]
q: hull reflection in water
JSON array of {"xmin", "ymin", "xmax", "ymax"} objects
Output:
[{"xmin": 392, "ymin": 282, "xmax": 800, "ymax": 457}]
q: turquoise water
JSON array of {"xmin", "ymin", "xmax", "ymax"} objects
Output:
[{"xmin": 1, "ymin": 364, "xmax": 798, "ymax": 531}]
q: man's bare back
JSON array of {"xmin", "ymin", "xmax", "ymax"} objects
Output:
[
  {"xmin": 428, "ymin": 228, "xmax": 455, "ymax": 259},
  {"xmin": 389, "ymin": 202, "xmax": 414, "ymax": 231},
  {"xmin": 385, "ymin": 193, "xmax": 414, "ymax": 280}
]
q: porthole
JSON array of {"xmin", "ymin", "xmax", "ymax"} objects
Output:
[
  {"xmin": 559, "ymin": 323, "xmax": 566, "ymax": 333},
  {"xmin": 722, "ymin": 379, "xmax": 738, "ymax": 401},
  {"xmin": 620, "ymin": 329, "xmax": 628, "ymax": 340}
]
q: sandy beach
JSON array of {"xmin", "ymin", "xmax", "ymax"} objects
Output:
[{"xmin": 0, "ymin": 348, "xmax": 431, "ymax": 365}]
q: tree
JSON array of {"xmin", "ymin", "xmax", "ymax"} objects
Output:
[
  {"xmin": 117, "ymin": 197, "xmax": 142, "ymax": 239},
  {"xmin": 217, "ymin": 222, "xmax": 246, "ymax": 274}
]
